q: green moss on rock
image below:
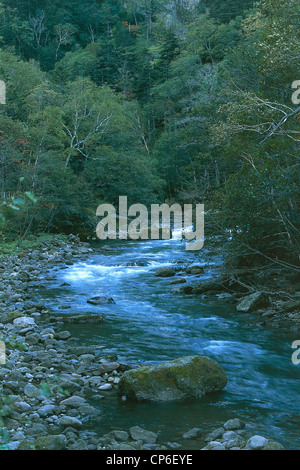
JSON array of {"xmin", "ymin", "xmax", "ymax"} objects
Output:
[
  {"xmin": 17, "ymin": 440, "xmax": 36, "ymax": 450},
  {"xmin": 263, "ymin": 441, "xmax": 285, "ymax": 450},
  {"xmin": 34, "ymin": 435, "xmax": 67, "ymax": 450},
  {"xmin": 118, "ymin": 355, "xmax": 227, "ymax": 402}
]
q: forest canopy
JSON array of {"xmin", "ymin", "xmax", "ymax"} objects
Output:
[{"xmin": 0, "ymin": 0, "xmax": 299, "ymax": 268}]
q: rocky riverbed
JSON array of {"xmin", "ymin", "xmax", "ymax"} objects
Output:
[
  {"xmin": 155, "ymin": 264, "xmax": 300, "ymax": 332},
  {"xmin": 0, "ymin": 236, "xmax": 289, "ymax": 450}
]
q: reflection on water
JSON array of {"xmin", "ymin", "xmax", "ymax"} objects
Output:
[{"xmin": 35, "ymin": 239, "xmax": 300, "ymax": 449}]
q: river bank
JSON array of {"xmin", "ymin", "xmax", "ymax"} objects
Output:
[
  {"xmin": 168, "ymin": 264, "xmax": 300, "ymax": 333},
  {"xmin": 0, "ymin": 235, "xmax": 297, "ymax": 450}
]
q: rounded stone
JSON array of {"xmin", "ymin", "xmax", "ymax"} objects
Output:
[
  {"xmin": 129, "ymin": 426, "xmax": 158, "ymax": 444},
  {"xmin": 24, "ymin": 384, "xmax": 40, "ymax": 398},
  {"xmin": 99, "ymin": 384, "xmax": 113, "ymax": 391},
  {"xmin": 203, "ymin": 441, "xmax": 226, "ymax": 450},
  {"xmin": 246, "ymin": 435, "xmax": 268, "ymax": 450},
  {"xmin": 13, "ymin": 317, "xmax": 36, "ymax": 328},
  {"xmin": 58, "ymin": 416, "xmax": 83, "ymax": 429},
  {"xmin": 223, "ymin": 418, "xmax": 243, "ymax": 431}
]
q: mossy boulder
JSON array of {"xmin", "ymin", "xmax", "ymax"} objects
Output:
[
  {"xmin": 17, "ymin": 440, "xmax": 36, "ymax": 450},
  {"xmin": 118, "ymin": 355, "xmax": 227, "ymax": 402},
  {"xmin": 0, "ymin": 310, "xmax": 23, "ymax": 324},
  {"xmin": 34, "ymin": 435, "xmax": 67, "ymax": 450},
  {"xmin": 263, "ymin": 441, "xmax": 285, "ymax": 450},
  {"xmin": 8, "ymin": 311, "xmax": 24, "ymax": 321}
]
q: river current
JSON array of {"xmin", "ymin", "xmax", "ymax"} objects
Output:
[{"xmin": 34, "ymin": 237, "xmax": 300, "ymax": 449}]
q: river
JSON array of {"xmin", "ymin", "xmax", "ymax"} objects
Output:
[{"xmin": 34, "ymin": 237, "xmax": 300, "ymax": 449}]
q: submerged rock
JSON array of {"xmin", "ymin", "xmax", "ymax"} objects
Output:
[
  {"xmin": 87, "ymin": 296, "xmax": 115, "ymax": 305},
  {"xmin": 170, "ymin": 278, "xmax": 187, "ymax": 285},
  {"xmin": 49, "ymin": 314, "xmax": 105, "ymax": 324},
  {"xmin": 154, "ymin": 267, "xmax": 176, "ymax": 277},
  {"xmin": 118, "ymin": 355, "xmax": 227, "ymax": 402},
  {"xmin": 172, "ymin": 285, "xmax": 194, "ymax": 294},
  {"xmin": 182, "ymin": 428, "xmax": 202, "ymax": 439},
  {"xmin": 185, "ymin": 266, "xmax": 204, "ymax": 275}
]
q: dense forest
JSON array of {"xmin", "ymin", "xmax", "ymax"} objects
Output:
[{"xmin": 0, "ymin": 0, "xmax": 299, "ymax": 270}]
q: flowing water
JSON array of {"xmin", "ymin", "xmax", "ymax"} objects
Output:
[{"xmin": 34, "ymin": 238, "xmax": 300, "ymax": 449}]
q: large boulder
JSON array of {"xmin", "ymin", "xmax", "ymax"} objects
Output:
[
  {"xmin": 173, "ymin": 285, "xmax": 194, "ymax": 294},
  {"xmin": 118, "ymin": 355, "xmax": 227, "ymax": 402},
  {"xmin": 236, "ymin": 292, "xmax": 269, "ymax": 313}
]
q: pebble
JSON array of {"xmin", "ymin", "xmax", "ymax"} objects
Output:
[{"xmin": 99, "ymin": 384, "xmax": 113, "ymax": 391}]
